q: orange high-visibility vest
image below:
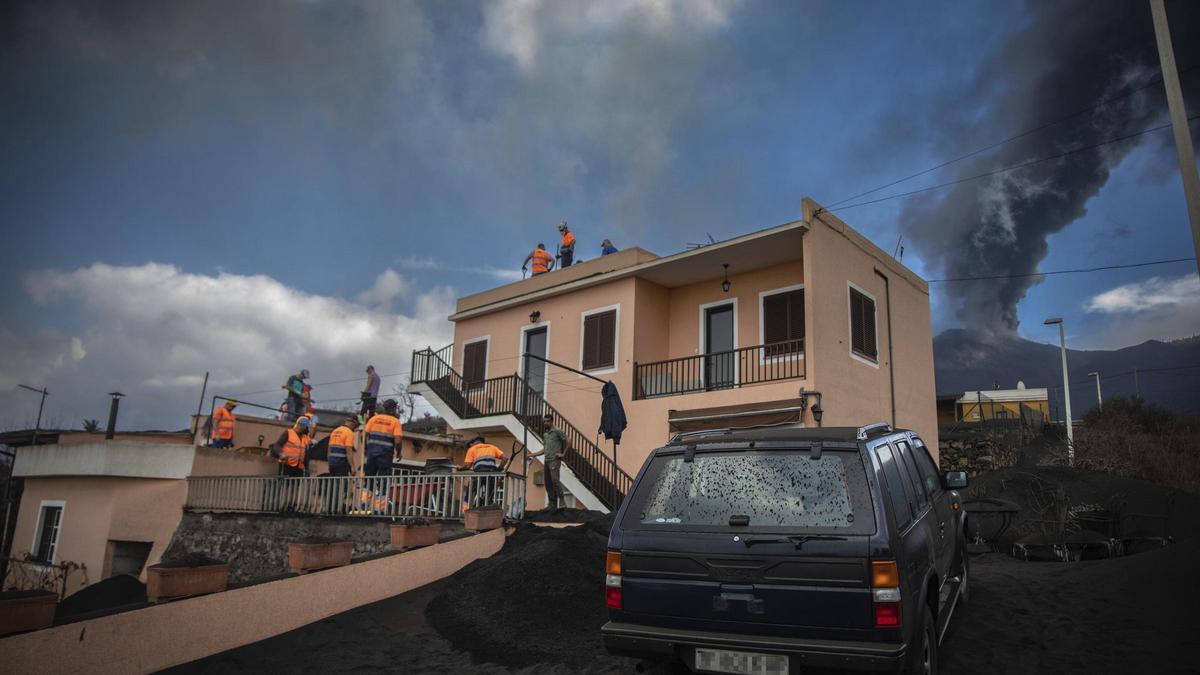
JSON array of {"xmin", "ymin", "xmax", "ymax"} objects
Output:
[
  {"xmin": 212, "ymin": 407, "xmax": 236, "ymax": 441},
  {"xmin": 531, "ymin": 248, "xmax": 553, "ymax": 274},
  {"xmin": 328, "ymin": 425, "xmax": 355, "ymax": 463},
  {"xmin": 561, "ymin": 231, "xmax": 576, "ymax": 249},
  {"xmin": 280, "ymin": 429, "xmax": 307, "ymax": 468},
  {"xmin": 363, "ymin": 413, "xmax": 401, "ymax": 457},
  {"xmin": 465, "ymin": 443, "xmax": 504, "ymax": 472}
]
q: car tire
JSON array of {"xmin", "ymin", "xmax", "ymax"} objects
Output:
[{"xmin": 906, "ymin": 609, "xmax": 938, "ymax": 675}]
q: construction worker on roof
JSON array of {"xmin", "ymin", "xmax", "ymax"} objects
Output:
[
  {"xmin": 210, "ymin": 399, "xmax": 238, "ymax": 449},
  {"xmin": 601, "ymin": 238, "xmax": 618, "ymax": 256},
  {"xmin": 523, "ymin": 243, "xmax": 555, "ymax": 276},
  {"xmin": 362, "ymin": 399, "xmax": 402, "ymax": 477},
  {"xmin": 558, "ymin": 221, "xmax": 576, "ymax": 268},
  {"xmin": 283, "ymin": 369, "xmax": 309, "ymax": 420}
]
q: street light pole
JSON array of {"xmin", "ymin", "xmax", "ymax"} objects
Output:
[
  {"xmin": 1044, "ymin": 318, "xmax": 1074, "ymax": 465},
  {"xmin": 1087, "ymin": 371, "xmax": 1102, "ymax": 410},
  {"xmin": 17, "ymin": 384, "xmax": 49, "ymax": 446}
]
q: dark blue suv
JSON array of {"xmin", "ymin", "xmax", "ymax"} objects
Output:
[{"xmin": 602, "ymin": 424, "xmax": 969, "ymax": 674}]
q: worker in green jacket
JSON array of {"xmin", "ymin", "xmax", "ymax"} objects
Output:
[{"xmin": 531, "ymin": 413, "xmax": 567, "ymax": 508}]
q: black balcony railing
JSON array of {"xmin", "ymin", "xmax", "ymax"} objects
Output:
[
  {"xmin": 632, "ymin": 338, "xmax": 805, "ymax": 400},
  {"xmin": 411, "ymin": 347, "xmax": 632, "ymax": 510}
]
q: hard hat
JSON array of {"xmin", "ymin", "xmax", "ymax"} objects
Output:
[
  {"xmin": 300, "ymin": 369, "xmax": 310, "ymax": 378},
  {"xmin": 225, "ymin": 399, "xmax": 238, "ymax": 407},
  {"xmin": 296, "ymin": 417, "xmax": 311, "ymax": 429},
  {"xmin": 558, "ymin": 221, "xmax": 568, "ymax": 231}
]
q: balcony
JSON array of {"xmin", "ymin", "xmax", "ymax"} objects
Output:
[{"xmin": 633, "ymin": 338, "xmax": 805, "ymax": 400}]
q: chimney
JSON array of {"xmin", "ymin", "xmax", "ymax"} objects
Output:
[{"xmin": 105, "ymin": 392, "xmax": 125, "ymax": 440}]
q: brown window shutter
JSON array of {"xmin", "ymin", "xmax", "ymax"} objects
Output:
[
  {"xmin": 583, "ymin": 310, "xmax": 616, "ymax": 370},
  {"xmin": 463, "ymin": 341, "xmax": 487, "ymax": 386},
  {"xmin": 788, "ymin": 290, "xmax": 805, "ymax": 346},
  {"xmin": 763, "ymin": 294, "xmax": 788, "ymax": 345},
  {"xmin": 850, "ymin": 289, "xmax": 877, "ymax": 360}
]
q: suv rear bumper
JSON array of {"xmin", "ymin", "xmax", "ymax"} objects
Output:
[{"xmin": 602, "ymin": 621, "xmax": 905, "ymax": 672}]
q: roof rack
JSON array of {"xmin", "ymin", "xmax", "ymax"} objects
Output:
[
  {"xmin": 856, "ymin": 422, "xmax": 893, "ymax": 441},
  {"xmin": 669, "ymin": 428, "xmax": 732, "ymax": 444}
]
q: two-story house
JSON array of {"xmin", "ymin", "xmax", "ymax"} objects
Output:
[{"xmin": 409, "ymin": 198, "xmax": 937, "ymax": 512}]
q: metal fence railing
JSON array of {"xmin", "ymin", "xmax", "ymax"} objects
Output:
[
  {"xmin": 633, "ymin": 338, "xmax": 806, "ymax": 400},
  {"xmin": 184, "ymin": 473, "xmax": 526, "ymax": 520}
]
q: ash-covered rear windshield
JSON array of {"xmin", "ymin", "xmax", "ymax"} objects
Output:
[{"xmin": 627, "ymin": 450, "xmax": 875, "ymax": 534}]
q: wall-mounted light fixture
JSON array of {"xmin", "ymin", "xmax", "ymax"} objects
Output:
[
  {"xmin": 529, "ymin": 310, "xmax": 541, "ymax": 324},
  {"xmin": 721, "ymin": 264, "xmax": 731, "ymax": 293}
]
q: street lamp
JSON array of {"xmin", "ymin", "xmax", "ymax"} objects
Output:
[
  {"xmin": 1087, "ymin": 371, "xmax": 1102, "ymax": 410},
  {"xmin": 1044, "ymin": 318, "xmax": 1074, "ymax": 465},
  {"xmin": 17, "ymin": 384, "xmax": 49, "ymax": 446}
]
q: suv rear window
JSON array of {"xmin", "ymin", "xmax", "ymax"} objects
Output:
[{"xmin": 624, "ymin": 450, "xmax": 876, "ymax": 534}]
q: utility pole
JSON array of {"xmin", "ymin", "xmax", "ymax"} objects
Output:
[
  {"xmin": 17, "ymin": 384, "xmax": 49, "ymax": 446},
  {"xmin": 1150, "ymin": 0, "xmax": 1200, "ymax": 280},
  {"xmin": 1088, "ymin": 371, "xmax": 1103, "ymax": 410},
  {"xmin": 1044, "ymin": 318, "xmax": 1074, "ymax": 464}
]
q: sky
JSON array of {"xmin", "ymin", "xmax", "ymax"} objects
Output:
[{"xmin": 1, "ymin": 0, "xmax": 1198, "ymax": 430}]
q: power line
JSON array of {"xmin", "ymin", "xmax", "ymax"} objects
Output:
[
  {"xmin": 927, "ymin": 257, "xmax": 1195, "ymax": 283},
  {"xmin": 819, "ymin": 114, "xmax": 1200, "ymax": 215}
]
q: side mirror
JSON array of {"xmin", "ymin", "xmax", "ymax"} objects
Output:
[{"xmin": 942, "ymin": 470, "xmax": 968, "ymax": 490}]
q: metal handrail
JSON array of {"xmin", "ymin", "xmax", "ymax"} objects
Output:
[
  {"xmin": 184, "ymin": 473, "xmax": 526, "ymax": 520},
  {"xmin": 632, "ymin": 338, "xmax": 806, "ymax": 400},
  {"xmin": 411, "ymin": 347, "xmax": 632, "ymax": 509}
]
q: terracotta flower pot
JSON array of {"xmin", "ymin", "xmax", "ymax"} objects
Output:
[
  {"xmin": 146, "ymin": 563, "xmax": 229, "ymax": 602},
  {"xmin": 464, "ymin": 506, "xmax": 504, "ymax": 532},
  {"xmin": 0, "ymin": 590, "xmax": 57, "ymax": 636},
  {"xmin": 390, "ymin": 523, "xmax": 441, "ymax": 550},
  {"xmin": 288, "ymin": 541, "xmax": 352, "ymax": 573}
]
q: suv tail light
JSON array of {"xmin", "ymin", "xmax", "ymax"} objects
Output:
[
  {"xmin": 606, "ymin": 551, "xmax": 622, "ymax": 609},
  {"xmin": 871, "ymin": 560, "xmax": 901, "ymax": 628}
]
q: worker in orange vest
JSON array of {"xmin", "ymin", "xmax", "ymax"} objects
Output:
[
  {"xmin": 327, "ymin": 415, "xmax": 359, "ymax": 477},
  {"xmin": 210, "ymin": 399, "xmax": 238, "ymax": 448},
  {"xmin": 558, "ymin": 222, "xmax": 576, "ymax": 268},
  {"xmin": 362, "ymin": 399, "xmax": 402, "ymax": 477},
  {"xmin": 461, "ymin": 436, "xmax": 506, "ymax": 510},
  {"xmin": 523, "ymin": 243, "xmax": 555, "ymax": 277},
  {"xmin": 274, "ymin": 416, "xmax": 311, "ymax": 478}
]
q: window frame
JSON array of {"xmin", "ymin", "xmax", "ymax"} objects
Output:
[
  {"xmin": 758, "ymin": 284, "xmax": 806, "ymax": 363},
  {"xmin": 910, "ymin": 437, "xmax": 945, "ymax": 499},
  {"xmin": 578, "ymin": 304, "xmax": 620, "ymax": 375},
  {"xmin": 698, "ymin": 297, "xmax": 740, "ymax": 387},
  {"xmin": 461, "ymin": 335, "xmax": 490, "ymax": 389},
  {"xmin": 874, "ymin": 445, "xmax": 914, "ymax": 532},
  {"xmin": 847, "ymin": 281, "xmax": 880, "ymax": 367},
  {"xmin": 894, "ymin": 440, "xmax": 930, "ymax": 513},
  {"xmin": 518, "ymin": 319, "xmax": 552, "ymax": 394},
  {"xmin": 32, "ymin": 500, "xmax": 66, "ymax": 564}
]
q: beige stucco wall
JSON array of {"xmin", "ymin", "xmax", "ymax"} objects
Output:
[
  {"xmin": 7, "ymin": 476, "xmax": 186, "ymax": 593},
  {"xmin": 801, "ymin": 199, "xmax": 938, "ymax": 451},
  {"xmin": 0, "ymin": 529, "xmax": 506, "ymax": 675}
]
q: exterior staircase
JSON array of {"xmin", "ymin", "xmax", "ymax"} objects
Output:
[{"xmin": 410, "ymin": 346, "xmax": 632, "ymax": 512}]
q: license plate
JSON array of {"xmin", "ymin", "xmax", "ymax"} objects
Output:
[{"xmin": 694, "ymin": 648, "xmax": 789, "ymax": 675}]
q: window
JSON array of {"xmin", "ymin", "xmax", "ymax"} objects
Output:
[
  {"xmin": 894, "ymin": 441, "xmax": 929, "ymax": 512},
  {"xmin": 627, "ymin": 450, "xmax": 876, "ymax": 534},
  {"xmin": 761, "ymin": 287, "xmax": 805, "ymax": 357},
  {"xmin": 581, "ymin": 308, "xmax": 617, "ymax": 371},
  {"xmin": 912, "ymin": 440, "xmax": 944, "ymax": 498},
  {"xmin": 462, "ymin": 339, "xmax": 488, "ymax": 388},
  {"xmin": 34, "ymin": 503, "xmax": 64, "ymax": 563},
  {"xmin": 875, "ymin": 446, "xmax": 913, "ymax": 530},
  {"xmin": 849, "ymin": 286, "xmax": 878, "ymax": 362},
  {"xmin": 107, "ymin": 541, "xmax": 153, "ymax": 578}
]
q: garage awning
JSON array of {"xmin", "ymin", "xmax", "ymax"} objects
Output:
[{"xmin": 668, "ymin": 398, "xmax": 805, "ymax": 433}]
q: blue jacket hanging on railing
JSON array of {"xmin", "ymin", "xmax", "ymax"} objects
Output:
[{"xmin": 600, "ymin": 381, "xmax": 627, "ymax": 444}]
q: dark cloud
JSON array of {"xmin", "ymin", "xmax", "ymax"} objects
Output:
[{"xmin": 883, "ymin": 0, "xmax": 1199, "ymax": 335}]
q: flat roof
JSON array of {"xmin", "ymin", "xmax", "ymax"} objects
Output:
[{"xmin": 451, "ymin": 220, "xmax": 808, "ymax": 321}]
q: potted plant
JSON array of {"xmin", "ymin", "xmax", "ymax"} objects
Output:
[
  {"xmin": 0, "ymin": 589, "xmax": 58, "ymax": 636},
  {"xmin": 146, "ymin": 553, "xmax": 229, "ymax": 602},
  {"xmin": 287, "ymin": 537, "xmax": 353, "ymax": 573},
  {"xmin": 390, "ymin": 516, "xmax": 441, "ymax": 550},
  {"xmin": 464, "ymin": 505, "xmax": 504, "ymax": 532}
]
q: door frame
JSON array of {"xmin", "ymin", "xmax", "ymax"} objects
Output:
[
  {"xmin": 518, "ymin": 320, "xmax": 552, "ymax": 395},
  {"xmin": 698, "ymin": 297, "xmax": 738, "ymax": 389}
]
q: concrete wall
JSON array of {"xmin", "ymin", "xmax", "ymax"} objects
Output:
[
  {"xmin": 6, "ymin": 476, "xmax": 186, "ymax": 594},
  {"xmin": 14, "ymin": 442, "xmax": 197, "ymax": 480},
  {"xmin": 0, "ymin": 529, "xmax": 505, "ymax": 675},
  {"xmin": 163, "ymin": 512, "xmax": 398, "ymax": 582}
]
